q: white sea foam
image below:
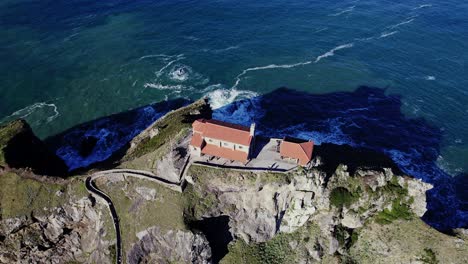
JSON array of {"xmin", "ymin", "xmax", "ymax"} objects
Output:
[
  {"xmin": 233, "ymin": 61, "xmax": 313, "ymax": 88},
  {"xmin": 206, "ymin": 88, "xmax": 258, "ymax": 109},
  {"xmin": 413, "ymin": 4, "xmax": 432, "ymax": 10},
  {"xmin": 205, "ymin": 45, "xmax": 240, "ymax": 54},
  {"xmin": 388, "ymin": 18, "xmax": 415, "ymax": 29},
  {"xmin": 232, "ymin": 43, "xmax": 354, "ymax": 88},
  {"xmin": 379, "ymin": 31, "xmax": 399, "ymax": 38},
  {"xmin": 314, "ymin": 27, "xmax": 328, "ymax": 33},
  {"xmin": 132, "ymin": 80, "xmax": 138, "ymax": 87},
  {"xmin": 314, "ymin": 43, "xmax": 354, "ymax": 63},
  {"xmin": 328, "ymin": 6, "xmax": 355, "ymax": 17},
  {"xmin": 168, "ymin": 65, "xmax": 192, "ymax": 82},
  {"xmin": 143, "ymin": 83, "xmax": 186, "ymax": 91},
  {"xmin": 425, "ymin": 75, "xmax": 436, "ymax": 81},
  {"xmin": 5, "ymin": 102, "xmax": 59, "ymax": 123},
  {"xmin": 138, "ymin": 54, "xmax": 171, "ymax": 61},
  {"xmin": 155, "ymin": 55, "xmax": 185, "ymax": 77}
]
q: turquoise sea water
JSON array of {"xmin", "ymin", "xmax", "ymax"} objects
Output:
[{"xmin": 1, "ymin": 1, "xmax": 467, "ymax": 228}]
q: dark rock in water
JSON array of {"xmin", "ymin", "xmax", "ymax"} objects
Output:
[
  {"xmin": 188, "ymin": 215, "xmax": 233, "ymax": 264},
  {"xmin": 78, "ymin": 136, "xmax": 98, "ymax": 157},
  {"xmin": 1, "ymin": 119, "xmax": 68, "ymax": 176}
]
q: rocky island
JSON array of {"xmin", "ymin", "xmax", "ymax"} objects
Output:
[{"xmin": 0, "ymin": 99, "xmax": 466, "ymax": 264}]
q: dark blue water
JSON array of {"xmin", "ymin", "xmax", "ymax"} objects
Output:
[{"xmin": 0, "ymin": 1, "xmax": 467, "ymax": 229}]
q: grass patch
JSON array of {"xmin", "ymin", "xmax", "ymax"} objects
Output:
[
  {"xmin": 0, "ymin": 120, "xmax": 27, "ymax": 166},
  {"xmin": 189, "ymin": 165, "xmax": 293, "ymax": 187},
  {"xmin": 0, "ymin": 172, "xmax": 86, "ymax": 219},
  {"xmin": 124, "ymin": 99, "xmax": 209, "ymax": 161},
  {"xmin": 183, "ymin": 184, "xmax": 218, "ymax": 220},
  {"xmin": 375, "ymin": 199, "xmax": 413, "ymax": 224},
  {"xmin": 418, "ymin": 248, "xmax": 438, "ymax": 264},
  {"xmin": 96, "ymin": 177, "xmax": 187, "ymax": 262},
  {"xmin": 330, "ymin": 187, "xmax": 358, "ymax": 208}
]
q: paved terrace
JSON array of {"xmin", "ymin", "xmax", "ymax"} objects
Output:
[{"xmin": 191, "ymin": 137, "xmax": 298, "ymax": 171}]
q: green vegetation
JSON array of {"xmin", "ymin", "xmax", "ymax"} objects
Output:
[
  {"xmin": 375, "ymin": 199, "xmax": 413, "ymax": 224},
  {"xmin": 124, "ymin": 99, "xmax": 208, "ymax": 161},
  {"xmin": 222, "ymin": 234, "xmax": 295, "ymax": 264},
  {"xmin": 221, "ymin": 223, "xmax": 320, "ymax": 264},
  {"xmin": 109, "ymin": 244, "xmax": 117, "ymax": 264},
  {"xmin": 189, "ymin": 165, "xmax": 293, "ymax": 187},
  {"xmin": 95, "ymin": 177, "xmax": 187, "ymax": 261},
  {"xmin": 418, "ymin": 248, "xmax": 438, "ymax": 264},
  {"xmin": 0, "ymin": 172, "xmax": 86, "ymax": 218},
  {"xmin": 0, "ymin": 120, "xmax": 26, "ymax": 166},
  {"xmin": 330, "ymin": 187, "xmax": 358, "ymax": 208},
  {"xmin": 183, "ymin": 184, "xmax": 218, "ymax": 220}
]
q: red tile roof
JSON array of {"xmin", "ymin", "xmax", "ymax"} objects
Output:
[
  {"xmin": 192, "ymin": 119, "xmax": 253, "ymax": 146},
  {"xmin": 201, "ymin": 144, "xmax": 249, "ymax": 163},
  {"xmin": 190, "ymin": 132, "xmax": 204, "ymax": 148},
  {"xmin": 280, "ymin": 138, "xmax": 314, "ymax": 166}
]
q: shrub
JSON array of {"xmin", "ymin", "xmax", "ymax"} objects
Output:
[
  {"xmin": 330, "ymin": 187, "xmax": 357, "ymax": 208},
  {"xmin": 375, "ymin": 199, "xmax": 413, "ymax": 224},
  {"xmin": 418, "ymin": 248, "xmax": 438, "ymax": 264}
]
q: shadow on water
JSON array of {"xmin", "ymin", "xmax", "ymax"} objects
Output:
[
  {"xmin": 187, "ymin": 215, "xmax": 233, "ymax": 263},
  {"xmin": 45, "ymin": 98, "xmax": 190, "ymax": 174},
  {"xmin": 214, "ymin": 86, "xmax": 466, "ymax": 231}
]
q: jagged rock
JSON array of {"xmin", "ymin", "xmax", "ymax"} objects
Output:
[
  {"xmin": 400, "ymin": 177, "xmax": 433, "ymax": 217},
  {"xmin": 128, "ymin": 227, "xmax": 211, "ymax": 264},
  {"xmin": 341, "ymin": 211, "xmax": 363, "ymax": 229},
  {"xmin": 136, "ymin": 187, "xmax": 157, "ymax": 201},
  {"xmin": 0, "ymin": 216, "xmax": 27, "ymax": 235},
  {"xmin": 0, "ymin": 197, "xmax": 112, "ymax": 264}
]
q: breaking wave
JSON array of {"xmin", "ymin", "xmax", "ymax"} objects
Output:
[
  {"xmin": 52, "ymin": 99, "xmax": 189, "ymax": 170},
  {"xmin": 206, "ymin": 87, "xmax": 258, "ymax": 109}
]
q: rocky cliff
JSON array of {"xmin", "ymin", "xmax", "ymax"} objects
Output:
[
  {"xmin": 185, "ymin": 160, "xmax": 466, "ymax": 263},
  {"xmin": 0, "ymin": 172, "xmax": 113, "ymax": 263}
]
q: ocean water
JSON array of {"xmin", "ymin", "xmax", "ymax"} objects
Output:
[{"xmin": 0, "ymin": 1, "xmax": 467, "ymax": 229}]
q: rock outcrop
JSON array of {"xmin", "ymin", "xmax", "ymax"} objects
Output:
[
  {"xmin": 0, "ymin": 197, "xmax": 112, "ymax": 264},
  {"xmin": 128, "ymin": 227, "xmax": 211, "ymax": 264}
]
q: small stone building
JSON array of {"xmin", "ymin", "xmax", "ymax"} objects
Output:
[
  {"xmin": 280, "ymin": 136, "xmax": 314, "ymax": 166},
  {"xmin": 189, "ymin": 119, "xmax": 255, "ymax": 163}
]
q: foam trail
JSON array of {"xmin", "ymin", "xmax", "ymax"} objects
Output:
[
  {"xmin": 329, "ymin": 6, "xmax": 355, "ymax": 17},
  {"xmin": 233, "ymin": 61, "xmax": 313, "ymax": 88},
  {"xmin": 205, "ymin": 45, "xmax": 240, "ymax": 54},
  {"xmin": 5, "ymin": 102, "xmax": 59, "ymax": 123},
  {"xmin": 314, "ymin": 27, "xmax": 328, "ymax": 33},
  {"xmin": 138, "ymin": 54, "xmax": 171, "ymax": 61},
  {"xmin": 379, "ymin": 31, "xmax": 399, "ymax": 38},
  {"xmin": 233, "ymin": 43, "xmax": 354, "ymax": 88},
  {"xmin": 143, "ymin": 83, "xmax": 188, "ymax": 91},
  {"xmin": 388, "ymin": 18, "xmax": 415, "ymax": 29},
  {"xmin": 314, "ymin": 43, "xmax": 354, "ymax": 63},
  {"xmin": 413, "ymin": 4, "xmax": 432, "ymax": 10},
  {"xmin": 425, "ymin": 76, "xmax": 436, "ymax": 81}
]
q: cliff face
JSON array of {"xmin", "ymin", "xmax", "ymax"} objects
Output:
[
  {"xmin": 0, "ymin": 120, "xmax": 68, "ymax": 176},
  {"xmin": 185, "ymin": 162, "xmax": 466, "ymax": 263},
  {"xmin": 0, "ymin": 172, "xmax": 113, "ymax": 264}
]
